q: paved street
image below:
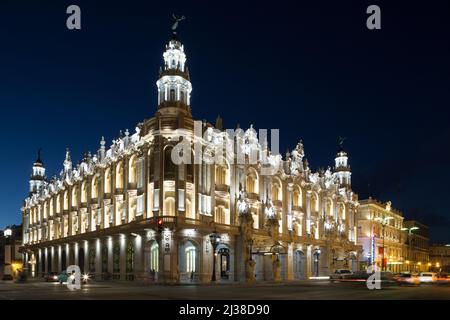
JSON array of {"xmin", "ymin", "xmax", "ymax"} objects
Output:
[{"xmin": 0, "ymin": 279, "xmax": 449, "ymax": 300}]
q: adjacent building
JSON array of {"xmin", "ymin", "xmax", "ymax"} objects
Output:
[
  {"xmin": 429, "ymin": 244, "xmax": 450, "ymax": 272},
  {"xmin": 20, "ymin": 31, "xmax": 361, "ymax": 283},
  {"xmin": 0, "ymin": 225, "xmax": 23, "ymax": 280},
  {"xmin": 402, "ymin": 220, "xmax": 429, "ymax": 273},
  {"xmin": 357, "ymin": 198, "xmax": 404, "ymax": 272}
]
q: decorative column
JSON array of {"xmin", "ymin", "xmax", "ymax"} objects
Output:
[{"xmin": 237, "ymin": 190, "xmax": 256, "ymax": 284}]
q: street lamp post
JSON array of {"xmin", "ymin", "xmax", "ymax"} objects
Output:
[
  {"xmin": 375, "ymin": 215, "xmax": 393, "ymax": 271},
  {"xmin": 209, "ymin": 232, "xmax": 221, "ymax": 282},
  {"xmin": 401, "ymin": 226, "xmax": 419, "ymax": 272}
]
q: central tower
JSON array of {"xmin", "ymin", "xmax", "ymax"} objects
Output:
[{"xmin": 156, "ymin": 34, "xmax": 193, "ymax": 118}]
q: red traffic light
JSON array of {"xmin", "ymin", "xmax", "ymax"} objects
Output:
[{"xmin": 157, "ymin": 218, "xmax": 163, "ymax": 226}]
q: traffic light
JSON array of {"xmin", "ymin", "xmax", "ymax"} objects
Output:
[{"xmin": 157, "ymin": 217, "xmax": 164, "ymax": 233}]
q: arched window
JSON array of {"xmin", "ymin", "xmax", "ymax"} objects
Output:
[
  {"xmin": 271, "ymin": 180, "xmax": 282, "ymax": 201},
  {"xmin": 246, "ymin": 169, "xmax": 259, "ymax": 194},
  {"xmin": 116, "ymin": 162, "xmax": 123, "ymax": 189},
  {"xmin": 150, "ymin": 242, "xmax": 159, "ymax": 272},
  {"xmin": 49, "ymin": 199, "xmax": 54, "ymax": 217},
  {"xmin": 293, "ymin": 186, "xmax": 302, "ymax": 207},
  {"xmin": 81, "ymin": 182, "xmax": 87, "ymax": 203},
  {"xmin": 71, "ymin": 187, "xmax": 78, "ymax": 207},
  {"xmin": 56, "ymin": 194, "xmax": 61, "ymax": 213},
  {"xmin": 64, "ymin": 191, "xmax": 69, "ymax": 211},
  {"xmin": 215, "ymin": 206, "xmax": 226, "ymax": 224},
  {"xmin": 185, "ymin": 244, "xmax": 196, "ymax": 273},
  {"xmin": 180, "ymin": 91, "xmax": 185, "ymax": 103},
  {"xmin": 43, "ymin": 202, "xmax": 48, "ymax": 219},
  {"xmin": 215, "ymin": 164, "xmax": 229, "ymax": 186},
  {"xmin": 326, "ymin": 199, "xmax": 333, "ymax": 216},
  {"xmin": 91, "ymin": 176, "xmax": 99, "ymax": 199},
  {"xmin": 164, "ymin": 197, "xmax": 175, "ymax": 216},
  {"xmin": 128, "ymin": 155, "xmax": 137, "ymax": 184},
  {"xmin": 104, "ymin": 168, "xmax": 111, "ymax": 194},
  {"xmin": 170, "ymin": 89, "xmax": 175, "ymax": 101}
]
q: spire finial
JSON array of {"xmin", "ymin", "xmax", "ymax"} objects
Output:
[
  {"xmin": 338, "ymin": 136, "xmax": 346, "ymax": 151},
  {"xmin": 36, "ymin": 148, "xmax": 43, "ymax": 164},
  {"xmin": 65, "ymin": 148, "xmax": 71, "ymax": 161}
]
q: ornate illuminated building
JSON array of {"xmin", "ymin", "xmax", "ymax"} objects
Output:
[
  {"xmin": 357, "ymin": 198, "xmax": 405, "ymax": 273},
  {"xmin": 21, "ymin": 30, "xmax": 361, "ymax": 283}
]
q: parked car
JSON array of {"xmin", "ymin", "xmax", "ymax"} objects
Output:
[
  {"xmin": 436, "ymin": 273, "xmax": 450, "ymax": 284},
  {"xmin": 43, "ymin": 272, "xmax": 59, "ymax": 282},
  {"xmin": 419, "ymin": 272, "xmax": 437, "ymax": 283},
  {"xmin": 330, "ymin": 269, "xmax": 353, "ymax": 280},
  {"xmin": 395, "ymin": 272, "xmax": 420, "ymax": 285},
  {"xmin": 343, "ymin": 270, "xmax": 396, "ymax": 286},
  {"xmin": 57, "ymin": 271, "xmax": 69, "ymax": 284}
]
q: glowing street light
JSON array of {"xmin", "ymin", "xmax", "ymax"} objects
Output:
[
  {"xmin": 375, "ymin": 215, "xmax": 393, "ymax": 271},
  {"xmin": 401, "ymin": 226, "xmax": 419, "ymax": 271}
]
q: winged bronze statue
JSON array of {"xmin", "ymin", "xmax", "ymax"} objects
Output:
[{"xmin": 171, "ymin": 14, "xmax": 186, "ymax": 33}]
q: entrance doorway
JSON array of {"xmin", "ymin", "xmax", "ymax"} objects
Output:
[
  {"xmin": 218, "ymin": 248, "xmax": 230, "ymax": 279},
  {"xmin": 294, "ymin": 250, "xmax": 306, "ymax": 279}
]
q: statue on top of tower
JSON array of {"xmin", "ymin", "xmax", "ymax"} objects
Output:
[
  {"xmin": 171, "ymin": 14, "xmax": 186, "ymax": 35},
  {"xmin": 338, "ymin": 136, "xmax": 346, "ymax": 151}
]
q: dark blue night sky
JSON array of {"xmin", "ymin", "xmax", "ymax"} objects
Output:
[{"xmin": 0, "ymin": 0, "xmax": 449, "ymax": 242}]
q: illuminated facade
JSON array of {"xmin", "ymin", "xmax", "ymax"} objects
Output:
[
  {"xmin": 357, "ymin": 198, "xmax": 405, "ymax": 272},
  {"xmin": 21, "ymin": 33, "xmax": 361, "ymax": 283},
  {"xmin": 402, "ymin": 220, "xmax": 429, "ymax": 273},
  {"xmin": 429, "ymin": 244, "xmax": 450, "ymax": 272}
]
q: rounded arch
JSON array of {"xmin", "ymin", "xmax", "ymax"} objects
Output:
[
  {"xmin": 128, "ymin": 154, "xmax": 137, "ymax": 184},
  {"xmin": 216, "ymin": 243, "xmax": 234, "ymax": 280},
  {"xmin": 215, "ymin": 158, "xmax": 230, "ymax": 186},
  {"xmin": 115, "ymin": 161, "xmax": 124, "ymax": 189},
  {"xmin": 163, "ymin": 197, "xmax": 175, "ymax": 216},
  {"xmin": 104, "ymin": 168, "xmax": 112, "ymax": 194},
  {"xmin": 71, "ymin": 187, "xmax": 78, "ymax": 207},
  {"xmin": 148, "ymin": 240, "xmax": 159, "ymax": 273},
  {"xmin": 81, "ymin": 181, "xmax": 88, "ymax": 203},
  {"xmin": 294, "ymin": 250, "xmax": 306, "ymax": 279},
  {"xmin": 271, "ymin": 177, "xmax": 282, "ymax": 202},
  {"xmin": 246, "ymin": 167, "xmax": 259, "ymax": 194},
  {"xmin": 56, "ymin": 194, "xmax": 61, "ymax": 213},
  {"xmin": 91, "ymin": 175, "xmax": 99, "ymax": 199},
  {"xmin": 179, "ymin": 239, "xmax": 200, "ymax": 282},
  {"xmin": 293, "ymin": 185, "xmax": 302, "ymax": 207}
]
